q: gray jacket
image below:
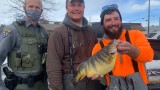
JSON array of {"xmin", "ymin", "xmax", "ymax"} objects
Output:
[{"xmin": 0, "ymin": 24, "xmax": 20, "ymax": 90}]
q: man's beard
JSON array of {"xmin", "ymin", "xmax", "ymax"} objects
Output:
[{"xmin": 104, "ymin": 26, "xmax": 122, "ymax": 39}]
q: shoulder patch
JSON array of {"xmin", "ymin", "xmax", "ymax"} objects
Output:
[{"xmin": 2, "ymin": 28, "xmax": 11, "ymax": 38}]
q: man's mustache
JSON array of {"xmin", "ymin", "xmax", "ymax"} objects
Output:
[{"xmin": 108, "ymin": 25, "xmax": 119, "ymax": 28}]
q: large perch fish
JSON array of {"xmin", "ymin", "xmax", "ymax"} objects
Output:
[{"xmin": 72, "ymin": 40, "xmax": 118, "ymax": 86}]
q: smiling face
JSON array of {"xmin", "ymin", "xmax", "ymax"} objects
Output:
[
  {"xmin": 66, "ymin": 1, "xmax": 85, "ymax": 22},
  {"xmin": 103, "ymin": 11, "xmax": 122, "ymax": 39}
]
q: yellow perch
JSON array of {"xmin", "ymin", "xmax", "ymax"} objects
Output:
[{"xmin": 72, "ymin": 40, "xmax": 118, "ymax": 86}]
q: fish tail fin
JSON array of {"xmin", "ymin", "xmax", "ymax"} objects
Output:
[
  {"xmin": 71, "ymin": 72, "xmax": 79, "ymax": 87},
  {"xmin": 71, "ymin": 78, "xmax": 78, "ymax": 87},
  {"xmin": 72, "ymin": 75, "xmax": 85, "ymax": 87}
]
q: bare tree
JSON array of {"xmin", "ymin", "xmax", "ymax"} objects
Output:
[{"xmin": 7, "ymin": 0, "xmax": 57, "ymax": 20}]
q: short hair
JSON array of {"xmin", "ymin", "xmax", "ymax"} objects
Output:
[{"xmin": 24, "ymin": 0, "xmax": 42, "ymax": 7}]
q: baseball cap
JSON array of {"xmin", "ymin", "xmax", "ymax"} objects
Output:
[
  {"xmin": 66, "ymin": 0, "xmax": 84, "ymax": 3},
  {"xmin": 100, "ymin": 4, "xmax": 118, "ymax": 18},
  {"xmin": 101, "ymin": 4, "xmax": 118, "ymax": 13},
  {"xmin": 100, "ymin": 4, "xmax": 122, "ymax": 25}
]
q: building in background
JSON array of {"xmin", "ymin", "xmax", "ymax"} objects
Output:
[
  {"xmin": 41, "ymin": 21, "xmax": 62, "ymax": 34},
  {"xmin": 90, "ymin": 22, "xmax": 146, "ymax": 38},
  {"xmin": 42, "ymin": 21, "xmax": 146, "ymax": 38},
  {"xmin": 144, "ymin": 25, "xmax": 160, "ymax": 33}
]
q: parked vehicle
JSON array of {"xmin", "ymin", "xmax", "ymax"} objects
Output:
[
  {"xmin": 148, "ymin": 32, "xmax": 160, "ymax": 40},
  {"xmin": 147, "ymin": 39, "xmax": 160, "ymax": 90}
]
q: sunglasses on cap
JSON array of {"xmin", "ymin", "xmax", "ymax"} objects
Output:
[
  {"xmin": 101, "ymin": 4, "xmax": 118, "ymax": 12},
  {"xmin": 66, "ymin": 0, "xmax": 84, "ymax": 3}
]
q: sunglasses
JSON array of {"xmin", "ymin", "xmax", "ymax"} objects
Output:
[{"xmin": 101, "ymin": 4, "xmax": 118, "ymax": 12}]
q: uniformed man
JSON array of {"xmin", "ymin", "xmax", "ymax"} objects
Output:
[{"xmin": 0, "ymin": 0, "xmax": 48, "ymax": 90}]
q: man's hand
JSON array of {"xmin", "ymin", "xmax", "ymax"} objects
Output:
[
  {"xmin": 116, "ymin": 40, "xmax": 140, "ymax": 59},
  {"xmin": 116, "ymin": 40, "xmax": 132, "ymax": 54},
  {"xmin": 87, "ymin": 74, "xmax": 104, "ymax": 80}
]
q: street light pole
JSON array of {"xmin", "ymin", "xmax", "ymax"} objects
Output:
[
  {"xmin": 148, "ymin": 0, "xmax": 150, "ymax": 34},
  {"xmin": 159, "ymin": 17, "xmax": 160, "ymax": 28}
]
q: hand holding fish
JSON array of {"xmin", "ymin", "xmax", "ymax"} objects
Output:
[
  {"xmin": 116, "ymin": 40, "xmax": 132, "ymax": 54},
  {"xmin": 116, "ymin": 40, "xmax": 140, "ymax": 59},
  {"xmin": 87, "ymin": 74, "xmax": 104, "ymax": 80}
]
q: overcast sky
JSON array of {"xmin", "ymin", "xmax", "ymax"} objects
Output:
[{"xmin": 0, "ymin": 0, "xmax": 160, "ymax": 27}]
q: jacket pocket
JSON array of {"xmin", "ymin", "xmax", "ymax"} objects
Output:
[{"xmin": 21, "ymin": 39, "xmax": 38, "ymax": 68}]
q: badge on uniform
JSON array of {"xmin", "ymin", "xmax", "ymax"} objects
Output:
[{"xmin": 2, "ymin": 28, "xmax": 11, "ymax": 38}]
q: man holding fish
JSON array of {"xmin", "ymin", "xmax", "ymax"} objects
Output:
[{"xmin": 90, "ymin": 4, "xmax": 154, "ymax": 90}]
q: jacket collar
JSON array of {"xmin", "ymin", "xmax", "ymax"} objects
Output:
[{"xmin": 24, "ymin": 19, "xmax": 40, "ymax": 28}]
